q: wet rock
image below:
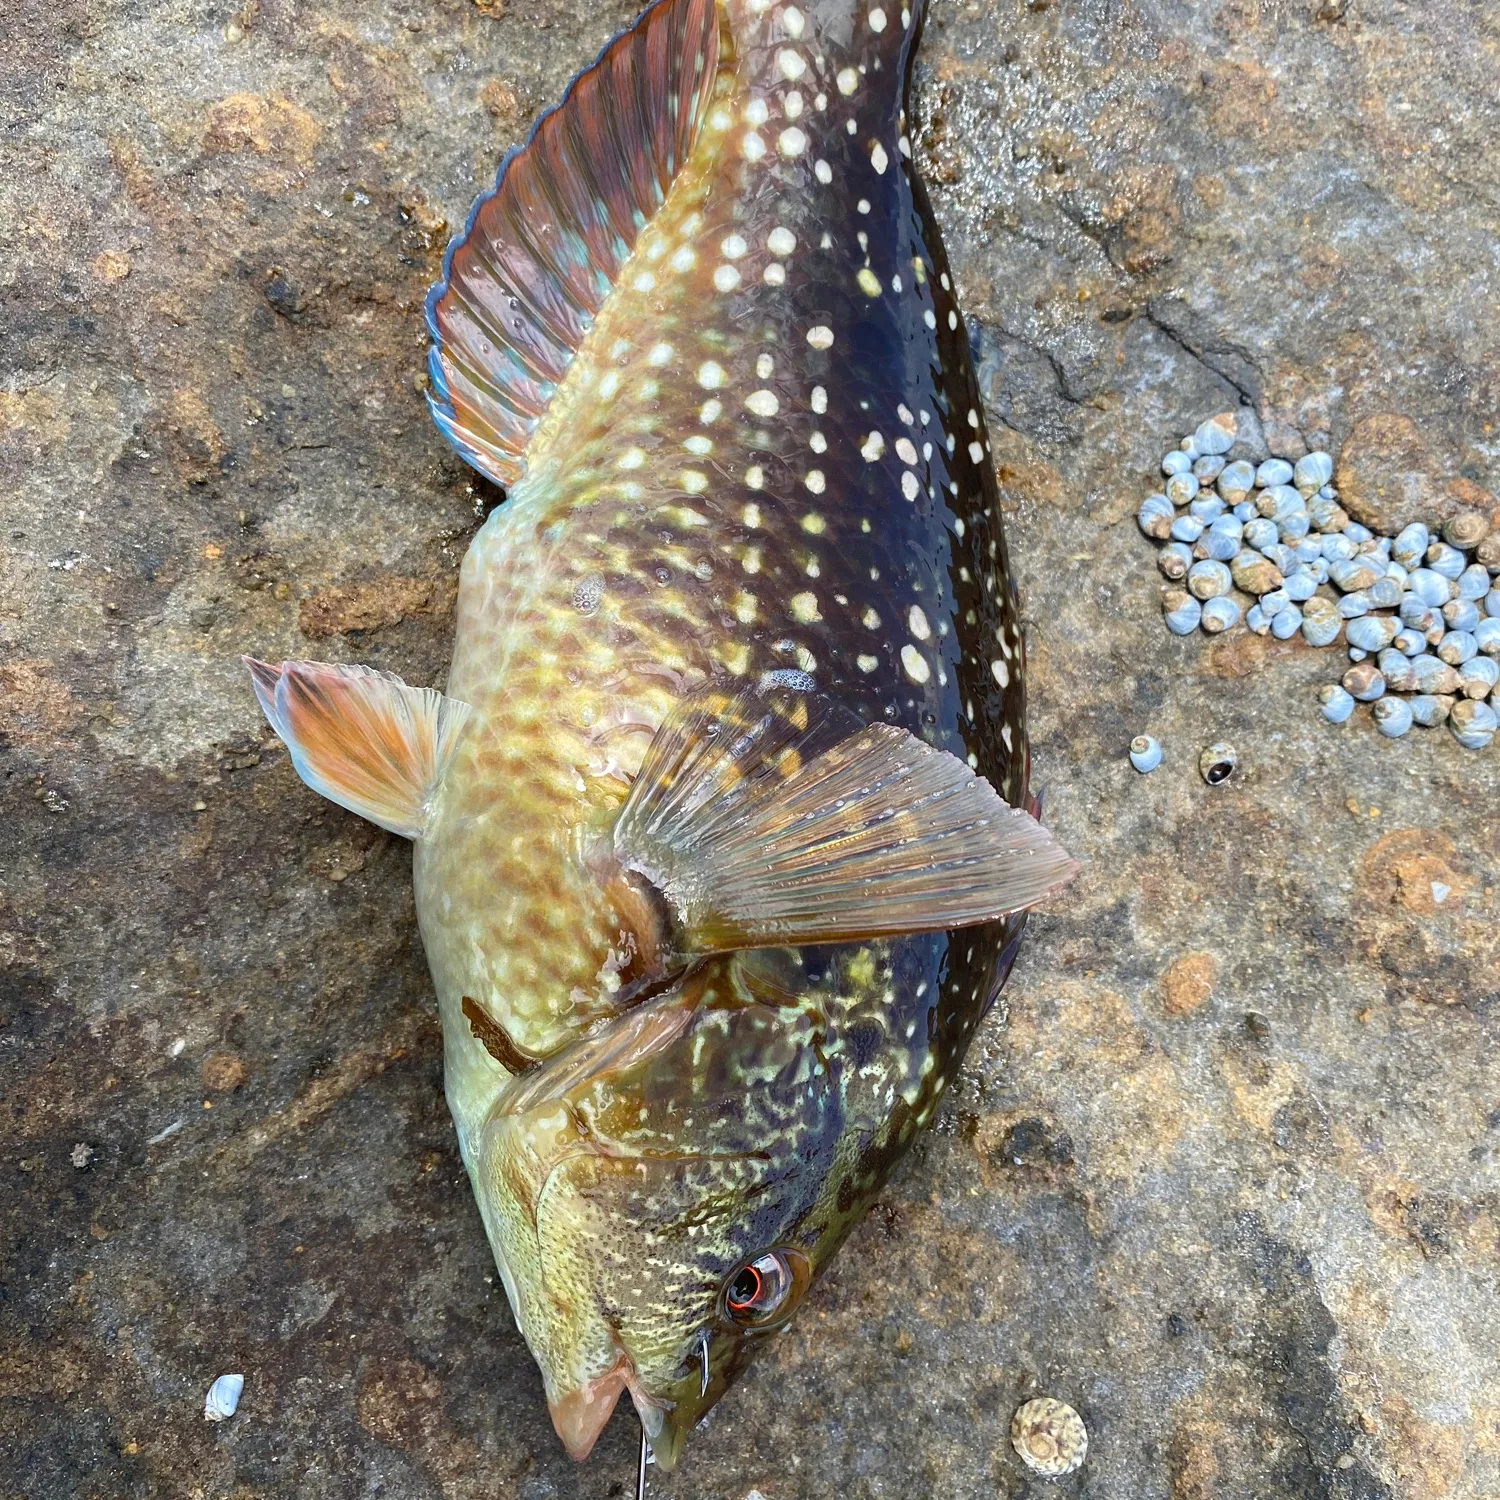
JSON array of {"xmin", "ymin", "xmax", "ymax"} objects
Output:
[
  {"xmin": 1335, "ymin": 412, "xmax": 1452, "ymax": 532},
  {"xmin": 6, "ymin": 1, "xmax": 1500, "ymax": 1498},
  {"xmin": 1161, "ymin": 953, "xmax": 1218, "ymax": 1016}
]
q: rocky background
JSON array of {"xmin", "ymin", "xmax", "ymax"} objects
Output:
[{"xmin": 3, "ymin": 0, "xmax": 1497, "ymax": 1496}]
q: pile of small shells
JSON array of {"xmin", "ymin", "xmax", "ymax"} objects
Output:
[{"xmin": 1137, "ymin": 412, "xmax": 1500, "ymax": 749}]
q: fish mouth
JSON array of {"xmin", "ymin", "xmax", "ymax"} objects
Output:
[{"xmin": 548, "ymin": 1351, "xmax": 666, "ymax": 1461}]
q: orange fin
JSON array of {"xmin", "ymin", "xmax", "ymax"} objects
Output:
[
  {"xmin": 612, "ymin": 688, "xmax": 1080, "ymax": 952},
  {"xmin": 424, "ymin": 0, "xmax": 721, "ymax": 487},
  {"xmin": 245, "ymin": 658, "xmax": 472, "ymax": 839}
]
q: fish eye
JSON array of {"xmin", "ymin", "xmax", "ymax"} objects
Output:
[{"xmin": 720, "ymin": 1248, "xmax": 809, "ymax": 1330}]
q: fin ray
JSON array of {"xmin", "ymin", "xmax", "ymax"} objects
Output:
[
  {"xmin": 613, "ymin": 689, "xmax": 1080, "ymax": 952},
  {"xmin": 425, "ymin": 0, "xmax": 720, "ymax": 489},
  {"xmin": 246, "ymin": 658, "xmax": 472, "ymax": 839}
]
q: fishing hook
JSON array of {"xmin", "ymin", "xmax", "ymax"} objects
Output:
[
  {"xmin": 698, "ymin": 1328, "xmax": 711, "ymax": 1398},
  {"xmin": 637, "ymin": 1420, "xmax": 650, "ymax": 1500}
]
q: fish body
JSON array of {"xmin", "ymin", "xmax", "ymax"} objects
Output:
[{"xmin": 247, "ymin": 0, "xmax": 1076, "ymax": 1472}]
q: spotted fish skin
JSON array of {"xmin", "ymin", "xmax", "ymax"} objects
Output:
[
  {"xmin": 421, "ymin": 0, "xmax": 1029, "ymax": 1063},
  {"xmin": 254, "ymin": 0, "xmax": 1063, "ymax": 1473}
]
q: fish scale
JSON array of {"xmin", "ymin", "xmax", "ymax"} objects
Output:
[
  {"xmin": 246, "ymin": 0, "xmax": 1075, "ymax": 1474},
  {"xmin": 422, "ymin": 0, "xmax": 1030, "ymax": 1070}
]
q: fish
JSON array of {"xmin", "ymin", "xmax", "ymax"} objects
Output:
[{"xmin": 245, "ymin": 0, "xmax": 1079, "ymax": 1474}]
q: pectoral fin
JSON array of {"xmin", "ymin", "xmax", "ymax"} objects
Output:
[
  {"xmin": 246, "ymin": 657, "xmax": 472, "ymax": 838},
  {"xmin": 612, "ymin": 687, "xmax": 1080, "ymax": 952}
]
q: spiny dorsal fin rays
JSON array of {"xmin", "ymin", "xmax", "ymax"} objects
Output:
[
  {"xmin": 425, "ymin": 0, "xmax": 720, "ymax": 489},
  {"xmin": 612, "ymin": 686, "xmax": 1080, "ymax": 952},
  {"xmin": 245, "ymin": 658, "xmax": 472, "ymax": 839}
]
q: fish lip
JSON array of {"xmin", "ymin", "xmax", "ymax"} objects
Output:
[
  {"xmin": 547, "ymin": 1352, "xmax": 667, "ymax": 1461},
  {"xmin": 549, "ymin": 1355, "xmax": 628, "ymax": 1460}
]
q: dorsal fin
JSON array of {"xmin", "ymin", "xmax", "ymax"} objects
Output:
[{"xmin": 425, "ymin": 0, "xmax": 721, "ymax": 488}]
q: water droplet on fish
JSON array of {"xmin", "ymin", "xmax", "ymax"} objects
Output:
[{"xmin": 571, "ymin": 573, "xmax": 604, "ymax": 614}]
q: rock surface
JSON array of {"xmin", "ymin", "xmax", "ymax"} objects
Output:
[{"xmin": 3, "ymin": 1, "xmax": 1498, "ymax": 1498}]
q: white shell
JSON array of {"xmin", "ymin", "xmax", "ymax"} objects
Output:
[
  {"xmin": 1011, "ymin": 1396, "xmax": 1088, "ymax": 1476},
  {"xmin": 204, "ymin": 1373, "xmax": 244, "ymax": 1422}
]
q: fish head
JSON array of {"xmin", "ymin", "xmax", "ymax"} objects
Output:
[{"xmin": 477, "ymin": 950, "xmax": 854, "ymax": 1470}]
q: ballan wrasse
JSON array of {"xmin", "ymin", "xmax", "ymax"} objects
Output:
[{"xmin": 246, "ymin": 0, "xmax": 1078, "ymax": 1473}]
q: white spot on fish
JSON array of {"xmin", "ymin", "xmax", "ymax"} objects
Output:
[
  {"xmin": 815, "ymin": 159, "xmax": 833, "ymax": 184},
  {"xmin": 746, "ymin": 465, "xmax": 764, "ymax": 490},
  {"xmin": 598, "ymin": 370, "xmax": 621, "ymax": 400},
  {"xmin": 837, "ymin": 67, "xmax": 858, "ymax": 95},
  {"xmin": 991, "ymin": 658, "xmax": 1009, "ymax": 687},
  {"xmin": 681, "ymin": 471, "xmax": 709, "ymax": 494},
  {"xmin": 647, "ymin": 342, "xmax": 673, "ymax": 366},
  {"xmin": 743, "ymin": 132, "xmax": 767, "ymax": 161},
  {"xmin": 895, "ymin": 437, "xmax": 918, "ymax": 465},
  {"xmin": 721, "ymin": 234, "xmax": 749, "ymax": 259},
  {"xmin": 617, "ymin": 447, "xmax": 645, "ymax": 469},
  {"xmin": 783, "ymin": 5, "xmax": 806, "ymax": 37},
  {"xmin": 857, "ymin": 268, "xmax": 882, "ymax": 297},
  {"xmin": 756, "ymin": 353, "xmax": 775, "ymax": 378},
  {"xmin": 744, "ymin": 98, "xmax": 770, "ymax": 127},
  {"xmin": 745, "ymin": 389, "xmax": 779, "ymax": 417},
  {"xmin": 700, "ymin": 398, "xmax": 721, "ymax": 423},
  {"xmin": 869, "ymin": 7, "xmax": 887, "ymax": 31},
  {"xmin": 861, "ymin": 431, "xmax": 885, "ymax": 461},
  {"xmin": 697, "ymin": 361, "xmax": 725, "ymax": 389},
  {"xmin": 779, "ymin": 126, "xmax": 808, "ymax": 156},
  {"xmin": 806, "ymin": 325, "xmax": 834, "ymax": 349},
  {"xmin": 805, "ymin": 470, "xmax": 826, "ymax": 494},
  {"xmin": 857, "ymin": 654, "xmax": 879, "ymax": 673},
  {"xmin": 777, "ymin": 48, "xmax": 806, "ymax": 80},
  {"xmin": 684, "ymin": 435, "xmax": 712, "ymax": 455},
  {"xmin": 969, "ymin": 441, "xmax": 985, "ymax": 463},
  {"xmin": 809, "ymin": 431, "xmax": 827, "ymax": 453},
  {"xmin": 763, "ymin": 262, "xmax": 787, "ymax": 285},
  {"xmin": 863, "ymin": 608, "xmax": 880, "ymax": 628},
  {"xmin": 669, "ymin": 245, "xmax": 696, "ymax": 273},
  {"xmin": 908, "ymin": 606, "xmax": 930, "ymax": 640},
  {"xmin": 743, "ymin": 503, "xmax": 761, "ymax": 527},
  {"xmin": 900, "ymin": 644, "xmax": 929, "ymax": 683},
  {"xmin": 791, "ymin": 592, "xmax": 821, "ymax": 623},
  {"xmin": 811, "ymin": 386, "xmax": 828, "ymax": 414},
  {"xmin": 767, "ymin": 226, "xmax": 797, "ymax": 256},
  {"xmin": 713, "ymin": 265, "xmax": 742, "ymax": 293},
  {"xmin": 901, "ymin": 471, "xmax": 920, "ymax": 501},
  {"xmin": 870, "ymin": 141, "xmax": 889, "ymax": 174}
]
